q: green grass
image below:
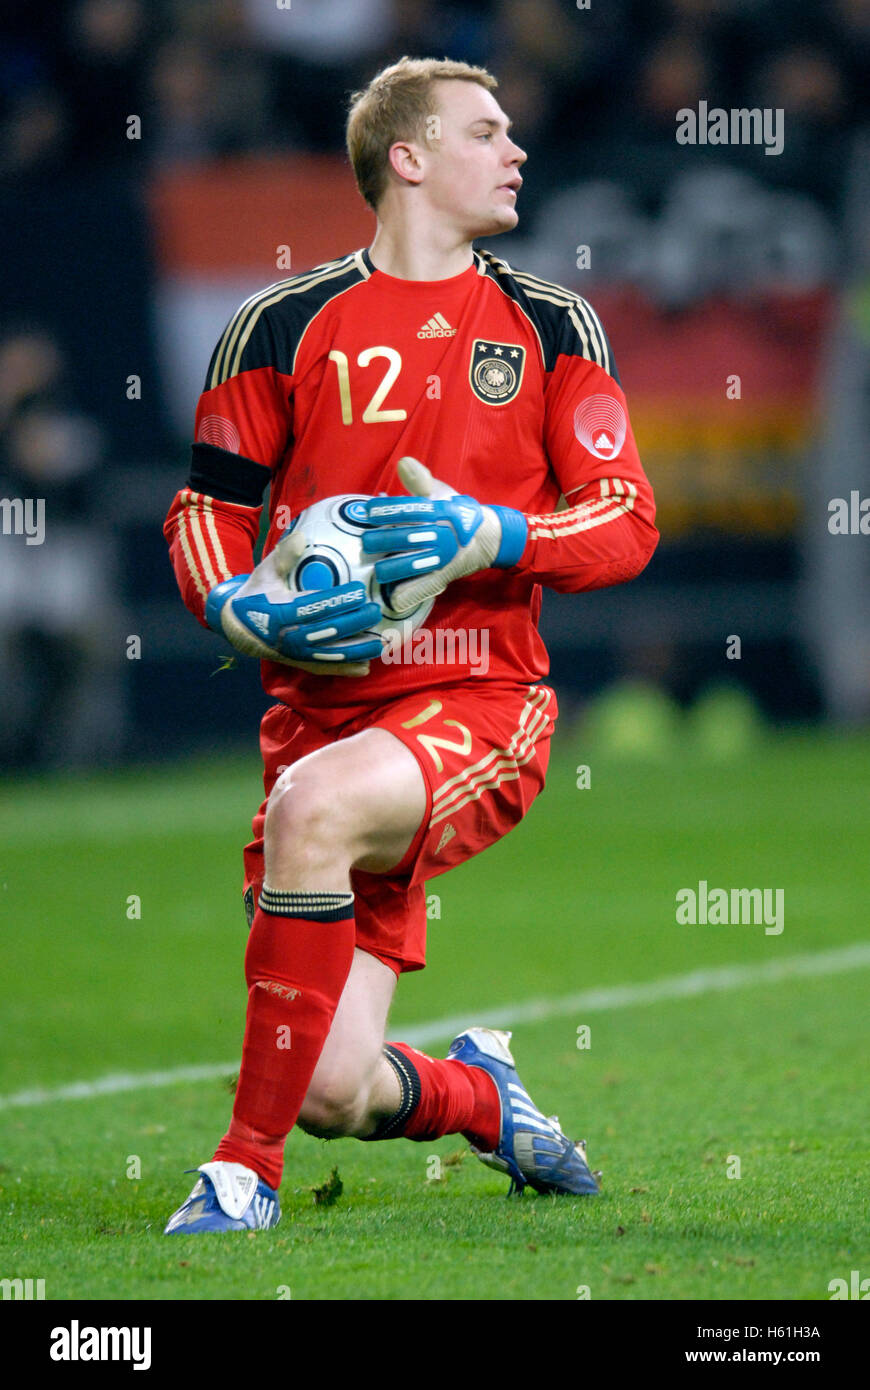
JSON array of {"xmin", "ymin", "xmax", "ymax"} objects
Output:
[{"xmin": 1, "ymin": 728, "xmax": 869, "ymax": 1300}]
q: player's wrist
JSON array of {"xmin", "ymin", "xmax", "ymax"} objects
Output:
[
  {"xmin": 490, "ymin": 506, "xmax": 527, "ymax": 568},
  {"xmin": 205, "ymin": 575, "xmax": 250, "ymax": 633}
]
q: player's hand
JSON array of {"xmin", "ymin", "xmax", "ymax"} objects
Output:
[
  {"xmin": 204, "ymin": 529, "xmax": 383, "ymax": 676},
  {"xmin": 360, "ymin": 457, "xmax": 527, "ymax": 615}
]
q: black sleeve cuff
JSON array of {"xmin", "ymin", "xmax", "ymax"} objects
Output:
[{"xmin": 188, "ymin": 442, "xmax": 272, "ymax": 507}]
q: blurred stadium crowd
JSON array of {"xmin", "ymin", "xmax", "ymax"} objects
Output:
[
  {"xmin": 4, "ymin": 0, "xmax": 867, "ymax": 202},
  {"xmin": 2, "ymin": 1, "xmax": 869, "ymax": 766}
]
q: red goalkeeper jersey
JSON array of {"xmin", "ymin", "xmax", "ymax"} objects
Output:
[{"xmin": 164, "ymin": 247, "xmax": 659, "ymax": 728}]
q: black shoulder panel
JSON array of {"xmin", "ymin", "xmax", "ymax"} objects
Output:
[
  {"xmin": 204, "ymin": 252, "xmax": 366, "ymax": 391},
  {"xmin": 475, "ymin": 249, "xmax": 620, "ymax": 385}
]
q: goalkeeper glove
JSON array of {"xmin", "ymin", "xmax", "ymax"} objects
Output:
[
  {"xmin": 204, "ymin": 528, "xmax": 383, "ymax": 676},
  {"xmin": 360, "ymin": 457, "xmax": 527, "ymax": 614}
]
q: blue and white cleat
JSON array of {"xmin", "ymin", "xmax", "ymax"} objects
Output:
[
  {"xmin": 448, "ymin": 1028, "xmax": 600, "ymax": 1196},
  {"xmin": 163, "ymin": 1161, "xmax": 280, "ymax": 1234}
]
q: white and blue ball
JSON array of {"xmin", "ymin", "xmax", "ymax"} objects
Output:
[{"xmin": 283, "ymin": 494, "xmax": 433, "ymax": 656}]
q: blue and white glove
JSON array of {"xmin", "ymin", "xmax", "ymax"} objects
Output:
[
  {"xmin": 204, "ymin": 528, "xmax": 383, "ymax": 676},
  {"xmin": 360, "ymin": 458, "xmax": 527, "ymax": 616}
]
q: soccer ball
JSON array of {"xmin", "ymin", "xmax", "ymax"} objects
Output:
[{"xmin": 283, "ymin": 494, "xmax": 434, "ymax": 657}]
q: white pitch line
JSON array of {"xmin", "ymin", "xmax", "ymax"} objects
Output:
[{"xmin": 2, "ymin": 942, "xmax": 868, "ymax": 1113}]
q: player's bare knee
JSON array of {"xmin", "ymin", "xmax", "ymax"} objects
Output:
[
  {"xmin": 264, "ymin": 763, "xmax": 360, "ymax": 865},
  {"xmin": 297, "ymin": 1074, "xmax": 368, "ymax": 1138}
]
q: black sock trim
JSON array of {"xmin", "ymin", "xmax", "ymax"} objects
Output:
[
  {"xmin": 361, "ymin": 1044, "xmax": 422, "ymax": 1141},
  {"xmin": 259, "ymin": 886, "xmax": 355, "ymax": 922}
]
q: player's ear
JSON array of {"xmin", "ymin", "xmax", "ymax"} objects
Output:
[{"xmin": 387, "ymin": 140, "xmax": 425, "ymax": 189}]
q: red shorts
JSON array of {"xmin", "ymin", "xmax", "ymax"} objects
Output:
[{"xmin": 243, "ymin": 680, "xmax": 557, "ymax": 975}]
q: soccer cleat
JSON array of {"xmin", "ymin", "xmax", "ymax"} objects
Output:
[
  {"xmin": 163, "ymin": 1161, "xmax": 280, "ymax": 1234},
  {"xmin": 447, "ymin": 1027, "xmax": 600, "ymax": 1197}
]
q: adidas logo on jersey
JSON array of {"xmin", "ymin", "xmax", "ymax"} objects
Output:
[
  {"xmin": 594, "ymin": 432, "xmax": 614, "ymax": 452},
  {"xmin": 418, "ymin": 313, "xmax": 456, "ymax": 339},
  {"xmin": 435, "ymin": 822, "xmax": 457, "ymax": 854}
]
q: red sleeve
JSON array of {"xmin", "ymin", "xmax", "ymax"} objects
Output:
[
  {"xmin": 163, "ymin": 488, "xmax": 263, "ymax": 626},
  {"xmin": 513, "ymin": 303, "xmax": 658, "ymax": 592},
  {"xmin": 163, "ymin": 302, "xmax": 294, "ymax": 627}
]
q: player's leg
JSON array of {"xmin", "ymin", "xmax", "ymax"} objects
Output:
[
  {"xmin": 254, "ymin": 682, "xmax": 556, "ymax": 1162},
  {"xmin": 209, "ymin": 727, "xmax": 426, "ymax": 1188},
  {"xmin": 298, "ymin": 905, "xmax": 501, "ymax": 1146},
  {"xmin": 166, "ymin": 725, "xmax": 426, "ymax": 1232},
  {"xmin": 296, "ymin": 945, "xmax": 401, "ymax": 1139},
  {"xmin": 344, "ymin": 683, "xmax": 599, "ymax": 1194},
  {"xmin": 270, "ymin": 683, "xmax": 560, "ymax": 1158},
  {"xmin": 264, "ymin": 726, "xmax": 427, "ymax": 884}
]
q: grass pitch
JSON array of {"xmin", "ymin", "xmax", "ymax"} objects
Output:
[{"xmin": 1, "ymin": 725, "xmax": 868, "ymax": 1301}]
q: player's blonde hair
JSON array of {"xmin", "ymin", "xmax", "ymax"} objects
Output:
[{"xmin": 346, "ymin": 56, "xmax": 498, "ymax": 213}]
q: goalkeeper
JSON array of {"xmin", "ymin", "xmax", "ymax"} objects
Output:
[{"xmin": 162, "ymin": 57, "xmax": 658, "ymax": 1233}]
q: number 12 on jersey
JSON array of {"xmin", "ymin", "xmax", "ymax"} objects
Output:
[{"xmin": 328, "ymin": 348, "xmax": 407, "ymax": 425}]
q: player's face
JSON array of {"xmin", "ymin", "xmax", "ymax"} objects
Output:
[{"xmin": 423, "ymin": 81, "xmax": 526, "ymax": 238}]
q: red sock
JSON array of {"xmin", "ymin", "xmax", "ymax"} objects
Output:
[
  {"xmin": 213, "ymin": 887, "xmax": 356, "ymax": 1190},
  {"xmin": 373, "ymin": 1042, "xmax": 502, "ymax": 1151}
]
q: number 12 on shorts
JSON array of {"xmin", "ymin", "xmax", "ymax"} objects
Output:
[{"xmin": 401, "ymin": 699, "xmax": 472, "ymax": 774}]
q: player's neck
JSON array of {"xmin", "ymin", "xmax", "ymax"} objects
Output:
[{"xmin": 367, "ymin": 222, "xmax": 474, "ymax": 282}]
